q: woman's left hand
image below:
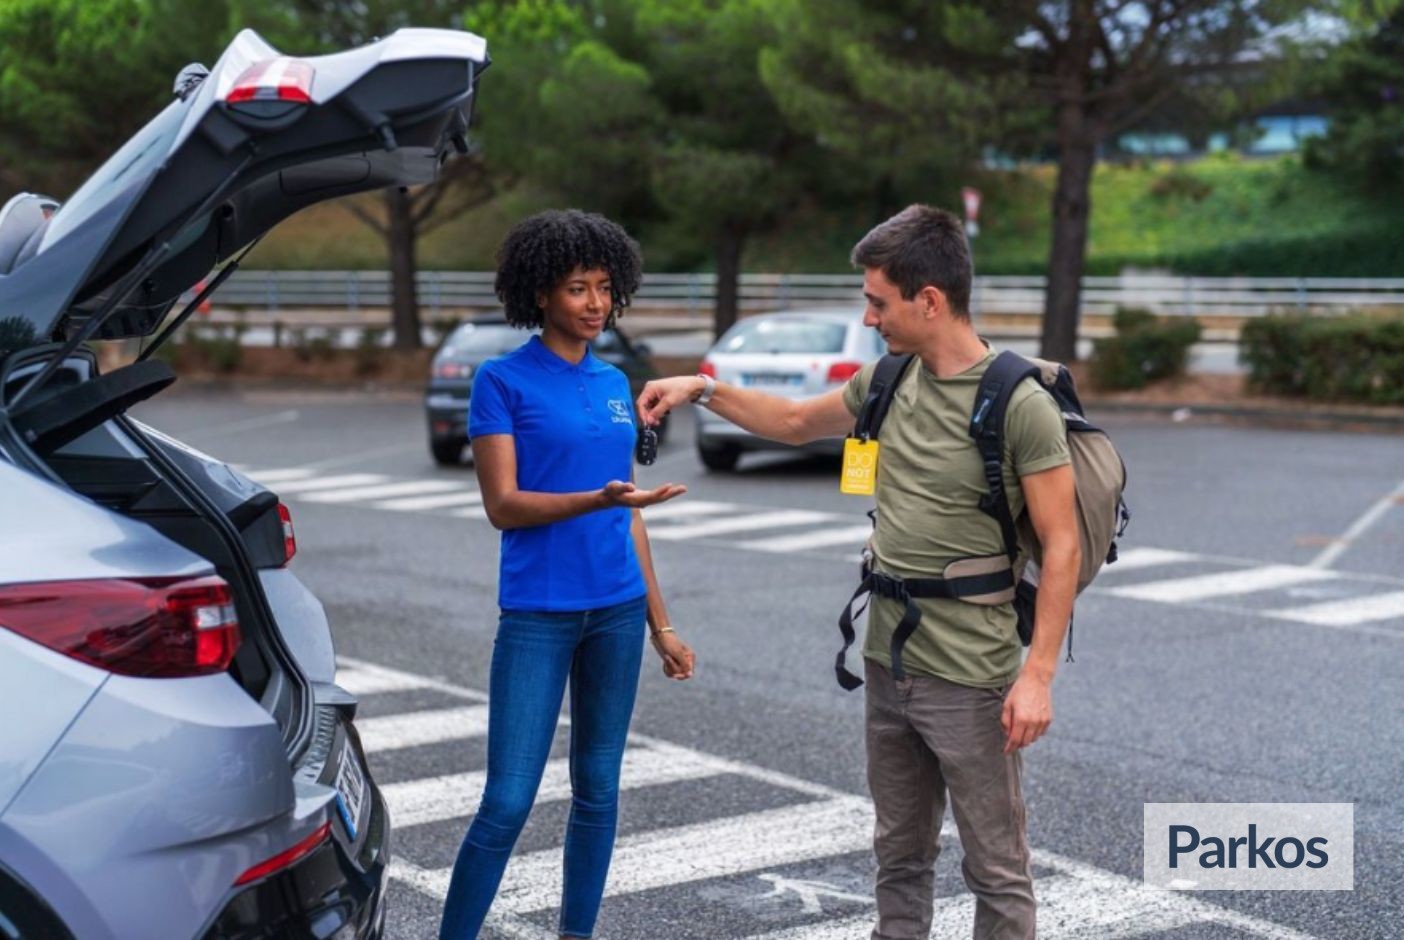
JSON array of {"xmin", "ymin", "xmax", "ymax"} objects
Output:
[{"xmin": 650, "ymin": 631, "xmax": 695, "ymax": 680}]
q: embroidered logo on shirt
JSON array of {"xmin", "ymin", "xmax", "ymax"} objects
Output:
[{"xmin": 607, "ymin": 399, "xmax": 632, "ymax": 424}]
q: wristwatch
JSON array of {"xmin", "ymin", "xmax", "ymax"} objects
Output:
[{"xmin": 694, "ymin": 373, "xmax": 716, "ymax": 406}]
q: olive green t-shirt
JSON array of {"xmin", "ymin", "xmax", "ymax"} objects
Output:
[{"xmin": 842, "ymin": 349, "xmax": 1070, "ymax": 688}]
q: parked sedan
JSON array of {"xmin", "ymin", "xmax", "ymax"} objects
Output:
[
  {"xmin": 425, "ymin": 317, "xmax": 666, "ymax": 465},
  {"xmin": 0, "ymin": 25, "xmax": 487, "ymax": 939},
  {"xmin": 695, "ymin": 309, "xmax": 886, "ymax": 471}
]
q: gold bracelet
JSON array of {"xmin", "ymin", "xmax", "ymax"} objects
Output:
[{"xmin": 650, "ymin": 626, "xmax": 675, "ymax": 639}]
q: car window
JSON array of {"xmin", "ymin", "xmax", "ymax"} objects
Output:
[
  {"xmin": 717, "ymin": 318, "xmax": 848, "ymax": 354},
  {"xmin": 443, "ymin": 324, "xmax": 527, "ymax": 356},
  {"xmin": 40, "ymin": 100, "xmax": 187, "ymax": 253}
]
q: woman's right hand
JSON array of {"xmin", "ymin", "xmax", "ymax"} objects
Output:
[{"xmin": 601, "ymin": 480, "xmax": 687, "ymax": 509}]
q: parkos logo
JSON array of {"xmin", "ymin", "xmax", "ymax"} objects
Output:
[{"xmin": 1144, "ymin": 803, "xmax": 1353, "ymax": 891}]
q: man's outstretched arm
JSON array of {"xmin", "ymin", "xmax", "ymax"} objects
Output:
[{"xmin": 637, "ymin": 376, "xmax": 854, "ymax": 446}]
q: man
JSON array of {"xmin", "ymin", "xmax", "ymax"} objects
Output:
[{"xmin": 636, "ymin": 204, "xmax": 1080, "ymax": 940}]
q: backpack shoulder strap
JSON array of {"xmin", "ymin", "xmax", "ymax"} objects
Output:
[
  {"xmin": 969, "ymin": 351, "xmax": 1043, "ymax": 561},
  {"xmin": 853, "ymin": 353, "xmax": 915, "ymax": 441}
]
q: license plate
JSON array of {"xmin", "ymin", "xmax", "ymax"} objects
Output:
[
  {"xmin": 334, "ymin": 744, "xmax": 367, "ymax": 841},
  {"xmin": 741, "ymin": 373, "xmax": 802, "ymax": 387}
]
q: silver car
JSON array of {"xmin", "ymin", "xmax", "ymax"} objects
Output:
[
  {"xmin": 0, "ymin": 25, "xmax": 487, "ymax": 939},
  {"xmin": 695, "ymin": 309, "xmax": 886, "ymax": 470}
]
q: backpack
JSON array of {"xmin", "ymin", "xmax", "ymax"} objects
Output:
[{"xmin": 833, "ymin": 349, "xmax": 1129, "ymax": 690}]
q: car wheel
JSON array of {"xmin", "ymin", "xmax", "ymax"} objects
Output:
[
  {"xmin": 430, "ymin": 437, "xmax": 465, "ymax": 466},
  {"xmin": 697, "ymin": 440, "xmax": 741, "ymax": 472}
]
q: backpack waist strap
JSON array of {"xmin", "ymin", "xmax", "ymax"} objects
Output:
[{"xmin": 834, "ymin": 567, "xmax": 1016, "ymax": 690}]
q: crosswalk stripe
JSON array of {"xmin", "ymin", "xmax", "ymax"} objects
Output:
[
  {"xmin": 375, "ymin": 490, "xmax": 485, "ymax": 511},
  {"xmin": 1268, "ymin": 589, "xmax": 1404, "ymax": 627},
  {"xmin": 382, "ymin": 743, "xmax": 727, "ymax": 828},
  {"xmin": 301, "ymin": 479, "xmax": 465, "ymax": 503},
  {"xmin": 355, "ymin": 705, "xmax": 490, "ymax": 753},
  {"xmin": 243, "ymin": 467, "xmax": 316, "ymax": 484},
  {"xmin": 449, "ymin": 504, "xmax": 489, "ymax": 520},
  {"xmin": 403, "ymin": 796, "xmax": 875, "ymax": 907},
  {"xmin": 336, "ymin": 667, "xmax": 433, "ymax": 697},
  {"xmin": 640, "ymin": 500, "xmax": 737, "ymax": 521},
  {"xmin": 269, "ymin": 473, "xmax": 389, "ymax": 494},
  {"xmin": 649, "ymin": 509, "xmax": 837, "ymax": 541},
  {"xmin": 1107, "ymin": 564, "xmax": 1338, "ymax": 603},
  {"xmin": 1106, "ymin": 546, "xmax": 1200, "ymax": 572},
  {"xmin": 742, "ymin": 524, "xmax": 874, "ymax": 554}
]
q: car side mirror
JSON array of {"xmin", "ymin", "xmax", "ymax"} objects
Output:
[{"xmin": 174, "ymin": 63, "xmax": 209, "ymax": 101}]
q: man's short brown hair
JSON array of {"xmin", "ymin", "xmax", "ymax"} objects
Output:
[{"xmin": 850, "ymin": 204, "xmax": 972, "ymax": 318}]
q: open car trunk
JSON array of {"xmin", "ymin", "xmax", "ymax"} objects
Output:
[{"xmin": 0, "ymin": 26, "xmax": 487, "ymax": 759}]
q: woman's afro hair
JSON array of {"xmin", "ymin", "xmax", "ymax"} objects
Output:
[{"xmin": 494, "ymin": 210, "xmax": 643, "ymax": 329}]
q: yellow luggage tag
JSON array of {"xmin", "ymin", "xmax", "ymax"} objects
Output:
[{"xmin": 840, "ymin": 437, "xmax": 879, "ymax": 495}]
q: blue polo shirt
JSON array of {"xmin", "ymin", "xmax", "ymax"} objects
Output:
[{"xmin": 468, "ymin": 335, "xmax": 645, "ymax": 611}]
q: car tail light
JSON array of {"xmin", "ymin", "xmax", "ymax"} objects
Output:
[
  {"xmin": 0, "ymin": 575, "xmax": 240, "ymax": 677},
  {"xmin": 698, "ymin": 359, "xmax": 717, "ymax": 378},
  {"xmin": 827, "ymin": 361, "xmax": 863, "ymax": 383},
  {"xmin": 234, "ymin": 821, "xmax": 331, "ymax": 886},
  {"xmin": 277, "ymin": 502, "xmax": 297, "ymax": 565},
  {"xmin": 433, "ymin": 361, "xmax": 473, "ymax": 380},
  {"xmin": 226, "ymin": 57, "xmax": 315, "ymax": 105}
]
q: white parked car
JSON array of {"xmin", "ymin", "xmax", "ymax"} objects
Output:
[{"xmin": 695, "ymin": 309, "xmax": 886, "ymax": 471}]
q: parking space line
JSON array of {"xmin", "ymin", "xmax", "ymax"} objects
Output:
[
  {"xmin": 241, "ymin": 467, "xmax": 316, "ymax": 484},
  {"xmin": 1107, "ymin": 564, "xmax": 1338, "ymax": 603},
  {"xmin": 336, "ymin": 666, "xmax": 434, "ymax": 697},
  {"xmin": 1105, "ymin": 546, "xmax": 1201, "ymax": 572},
  {"xmin": 354, "ymin": 705, "xmax": 490, "ymax": 753},
  {"xmin": 270, "ymin": 473, "xmax": 389, "ymax": 494},
  {"xmin": 375, "ymin": 490, "xmax": 485, "ymax": 511},
  {"xmin": 1268, "ymin": 589, "xmax": 1404, "ymax": 627},
  {"xmin": 301, "ymin": 479, "xmax": 465, "ymax": 503},
  {"xmin": 742, "ymin": 524, "xmax": 874, "ymax": 554},
  {"xmin": 640, "ymin": 500, "xmax": 738, "ymax": 521},
  {"xmin": 649, "ymin": 509, "xmax": 837, "ymax": 541},
  {"xmin": 382, "ymin": 744, "xmax": 727, "ymax": 828}
]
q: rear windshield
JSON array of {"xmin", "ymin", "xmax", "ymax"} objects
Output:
[
  {"xmin": 717, "ymin": 318, "xmax": 848, "ymax": 354},
  {"xmin": 40, "ymin": 100, "xmax": 187, "ymax": 252},
  {"xmin": 443, "ymin": 324, "xmax": 528, "ymax": 356}
]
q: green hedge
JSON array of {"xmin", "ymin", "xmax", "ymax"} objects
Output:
[
  {"xmin": 1240, "ymin": 313, "xmax": 1404, "ymax": 404},
  {"xmin": 1090, "ymin": 308, "xmax": 1202, "ymax": 390}
]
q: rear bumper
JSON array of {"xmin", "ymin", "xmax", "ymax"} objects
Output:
[
  {"xmin": 424, "ymin": 389, "xmax": 468, "ymax": 440},
  {"xmin": 201, "ymin": 785, "xmax": 389, "ymax": 939}
]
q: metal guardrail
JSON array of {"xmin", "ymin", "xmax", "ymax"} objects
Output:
[{"xmin": 202, "ymin": 271, "xmax": 1404, "ymax": 322}]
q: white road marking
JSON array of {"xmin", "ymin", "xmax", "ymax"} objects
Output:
[
  {"xmin": 1105, "ymin": 546, "xmax": 1200, "ymax": 572},
  {"xmin": 336, "ymin": 666, "xmax": 433, "ymax": 697},
  {"xmin": 300, "ymin": 479, "xmax": 465, "ymax": 503},
  {"xmin": 375, "ymin": 490, "xmax": 484, "ymax": 511},
  {"xmin": 1108, "ymin": 564, "xmax": 1338, "ymax": 604},
  {"xmin": 742, "ymin": 524, "xmax": 874, "ymax": 554},
  {"xmin": 649, "ymin": 509, "xmax": 837, "ymax": 541},
  {"xmin": 449, "ymin": 504, "xmax": 489, "ymax": 520},
  {"xmin": 401, "ymin": 796, "xmax": 876, "ymax": 906},
  {"xmin": 381, "ymin": 743, "xmax": 727, "ymax": 828},
  {"xmin": 1310, "ymin": 478, "xmax": 1404, "ymax": 569},
  {"xmin": 352, "ymin": 658, "xmax": 1314, "ymax": 939},
  {"xmin": 1268, "ymin": 589, "xmax": 1404, "ymax": 627},
  {"xmin": 639, "ymin": 500, "xmax": 738, "ymax": 521},
  {"xmin": 269, "ymin": 473, "xmax": 389, "ymax": 494},
  {"xmin": 354, "ymin": 705, "xmax": 490, "ymax": 753},
  {"xmin": 242, "ymin": 467, "xmax": 316, "ymax": 484}
]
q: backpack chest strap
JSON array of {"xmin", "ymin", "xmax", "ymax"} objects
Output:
[{"xmin": 834, "ymin": 567, "xmax": 1016, "ymax": 689}]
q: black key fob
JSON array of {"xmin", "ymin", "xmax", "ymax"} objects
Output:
[{"xmin": 635, "ymin": 425, "xmax": 658, "ymax": 466}]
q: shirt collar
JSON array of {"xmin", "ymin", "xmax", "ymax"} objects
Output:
[{"xmin": 525, "ymin": 334, "xmax": 610, "ymax": 374}]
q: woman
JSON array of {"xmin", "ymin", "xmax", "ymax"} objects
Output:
[{"xmin": 440, "ymin": 210, "xmax": 695, "ymax": 940}]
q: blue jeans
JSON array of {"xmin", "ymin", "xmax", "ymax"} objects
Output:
[{"xmin": 439, "ymin": 595, "xmax": 647, "ymax": 939}]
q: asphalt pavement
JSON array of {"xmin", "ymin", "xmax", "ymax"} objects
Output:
[{"xmin": 130, "ymin": 386, "xmax": 1404, "ymax": 939}]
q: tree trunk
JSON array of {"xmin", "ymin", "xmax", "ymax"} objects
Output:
[
  {"xmin": 1041, "ymin": 100, "xmax": 1098, "ymax": 363},
  {"xmin": 713, "ymin": 223, "xmax": 746, "ymax": 338},
  {"xmin": 386, "ymin": 187, "xmax": 421, "ymax": 351}
]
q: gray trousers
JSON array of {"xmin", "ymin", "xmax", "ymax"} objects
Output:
[{"xmin": 864, "ymin": 660, "xmax": 1036, "ymax": 940}]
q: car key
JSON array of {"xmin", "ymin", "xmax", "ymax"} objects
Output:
[{"xmin": 635, "ymin": 424, "xmax": 658, "ymax": 465}]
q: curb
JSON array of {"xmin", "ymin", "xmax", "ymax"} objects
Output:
[{"xmin": 1083, "ymin": 399, "xmax": 1404, "ymax": 431}]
